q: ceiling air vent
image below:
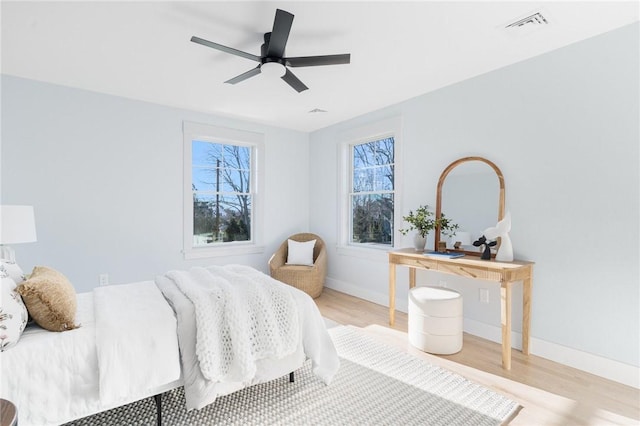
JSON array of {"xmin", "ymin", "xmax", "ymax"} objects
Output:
[
  {"xmin": 505, "ymin": 12, "xmax": 548, "ymax": 29},
  {"xmin": 308, "ymin": 108, "xmax": 327, "ymax": 113},
  {"xmin": 503, "ymin": 11, "xmax": 549, "ymax": 37}
]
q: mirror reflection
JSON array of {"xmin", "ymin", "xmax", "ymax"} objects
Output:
[{"xmin": 435, "ymin": 157, "xmax": 505, "ymax": 256}]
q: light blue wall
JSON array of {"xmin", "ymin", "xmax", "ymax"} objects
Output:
[
  {"xmin": 310, "ymin": 23, "xmax": 639, "ymax": 368},
  {"xmin": 1, "ymin": 76, "xmax": 310, "ymax": 292}
]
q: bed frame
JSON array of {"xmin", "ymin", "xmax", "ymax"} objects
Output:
[{"xmin": 151, "ymin": 372, "xmax": 295, "ymax": 426}]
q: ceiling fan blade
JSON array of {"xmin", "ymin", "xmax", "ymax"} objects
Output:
[
  {"xmin": 225, "ymin": 66, "xmax": 262, "ymax": 84},
  {"xmin": 191, "ymin": 36, "xmax": 261, "ymax": 62},
  {"xmin": 285, "ymin": 54, "xmax": 351, "ymax": 67},
  {"xmin": 266, "ymin": 9, "xmax": 294, "ymax": 58},
  {"xmin": 281, "ymin": 68, "xmax": 308, "ymax": 93}
]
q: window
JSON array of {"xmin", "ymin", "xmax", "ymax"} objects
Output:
[
  {"xmin": 339, "ymin": 117, "xmax": 402, "ymax": 253},
  {"xmin": 350, "ymin": 137, "xmax": 395, "ymax": 246},
  {"xmin": 183, "ymin": 122, "xmax": 264, "ymax": 258}
]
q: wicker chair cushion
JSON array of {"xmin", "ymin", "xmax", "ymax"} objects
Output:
[{"xmin": 286, "ymin": 239, "xmax": 316, "ymax": 266}]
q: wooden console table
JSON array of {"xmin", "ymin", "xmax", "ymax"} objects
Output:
[{"xmin": 389, "ymin": 248, "xmax": 534, "ymax": 369}]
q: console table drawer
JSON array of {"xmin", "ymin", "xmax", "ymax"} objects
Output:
[
  {"xmin": 391, "ymin": 256, "xmax": 438, "ymax": 270},
  {"xmin": 390, "ymin": 252, "xmax": 532, "ymax": 283},
  {"xmin": 437, "ymin": 263, "xmax": 503, "ymax": 281}
]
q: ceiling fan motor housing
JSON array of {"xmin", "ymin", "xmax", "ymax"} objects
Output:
[
  {"xmin": 261, "ymin": 33, "xmax": 285, "ymax": 66},
  {"xmin": 191, "ymin": 8, "xmax": 350, "ymax": 92}
]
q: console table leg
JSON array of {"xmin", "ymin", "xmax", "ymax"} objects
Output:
[
  {"xmin": 500, "ymin": 284, "xmax": 512, "ymax": 370},
  {"xmin": 389, "ymin": 263, "xmax": 396, "ymax": 326},
  {"xmin": 522, "ymin": 274, "xmax": 532, "ymax": 355},
  {"xmin": 409, "ymin": 268, "xmax": 416, "ymax": 289}
]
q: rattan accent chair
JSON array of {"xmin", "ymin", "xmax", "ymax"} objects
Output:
[{"xmin": 269, "ymin": 233, "xmax": 327, "ymax": 298}]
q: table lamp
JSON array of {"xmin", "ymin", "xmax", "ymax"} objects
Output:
[{"xmin": 0, "ymin": 205, "xmax": 37, "ymax": 263}]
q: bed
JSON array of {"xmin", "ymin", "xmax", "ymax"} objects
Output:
[{"xmin": 0, "ymin": 264, "xmax": 339, "ymax": 426}]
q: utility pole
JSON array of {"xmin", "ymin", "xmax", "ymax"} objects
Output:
[{"xmin": 215, "ymin": 159, "xmax": 220, "ymax": 240}]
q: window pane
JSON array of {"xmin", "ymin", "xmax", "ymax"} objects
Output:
[
  {"xmin": 220, "ymin": 195, "xmax": 251, "ymax": 242},
  {"xmin": 193, "ymin": 194, "xmax": 219, "ymax": 246},
  {"xmin": 223, "ymin": 145, "xmax": 251, "ymax": 169},
  {"xmin": 192, "ymin": 141, "xmax": 222, "ymax": 166},
  {"xmin": 220, "ymin": 167, "xmax": 250, "ymax": 193},
  {"xmin": 353, "ymin": 143, "xmax": 376, "ymax": 169},
  {"xmin": 350, "ymin": 193, "xmax": 394, "ymax": 245},
  {"xmin": 192, "ymin": 194, "xmax": 251, "ymax": 246},
  {"xmin": 374, "ymin": 165, "xmax": 394, "ymax": 191},
  {"xmin": 376, "ymin": 137, "xmax": 394, "ymax": 164},
  {"xmin": 353, "ymin": 137, "xmax": 394, "ymax": 169},
  {"xmin": 353, "ymin": 168, "xmax": 374, "ymax": 192},
  {"xmin": 192, "ymin": 167, "xmax": 218, "ymax": 191}
]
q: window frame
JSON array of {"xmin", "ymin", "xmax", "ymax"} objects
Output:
[
  {"xmin": 182, "ymin": 121, "xmax": 264, "ymax": 259},
  {"xmin": 337, "ymin": 117, "xmax": 403, "ymax": 258}
]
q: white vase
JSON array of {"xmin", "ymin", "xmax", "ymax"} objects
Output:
[
  {"xmin": 496, "ymin": 234, "xmax": 514, "ymax": 262},
  {"xmin": 413, "ymin": 234, "xmax": 427, "ymax": 252},
  {"xmin": 483, "ymin": 211, "xmax": 514, "ymax": 262}
]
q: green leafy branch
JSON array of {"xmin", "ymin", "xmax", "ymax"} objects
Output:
[{"xmin": 399, "ymin": 205, "xmax": 459, "ymax": 238}]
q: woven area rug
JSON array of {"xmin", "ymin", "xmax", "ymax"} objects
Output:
[{"xmin": 65, "ymin": 326, "xmax": 521, "ymax": 426}]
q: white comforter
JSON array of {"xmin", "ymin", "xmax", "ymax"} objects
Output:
[
  {"xmin": 156, "ymin": 264, "xmax": 340, "ymax": 410},
  {"xmin": 0, "ymin": 289, "xmax": 182, "ymax": 426},
  {"xmin": 93, "ymin": 281, "xmax": 181, "ymax": 405}
]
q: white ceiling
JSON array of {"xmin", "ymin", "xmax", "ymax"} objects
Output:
[{"xmin": 2, "ymin": 1, "xmax": 638, "ymax": 132}]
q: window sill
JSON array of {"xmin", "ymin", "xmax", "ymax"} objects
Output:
[{"xmin": 183, "ymin": 244, "xmax": 265, "ymax": 260}]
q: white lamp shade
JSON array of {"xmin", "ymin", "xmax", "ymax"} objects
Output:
[{"xmin": 0, "ymin": 205, "xmax": 37, "ymax": 244}]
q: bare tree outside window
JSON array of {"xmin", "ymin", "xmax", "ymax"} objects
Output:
[
  {"xmin": 192, "ymin": 141, "xmax": 252, "ymax": 245},
  {"xmin": 350, "ymin": 137, "xmax": 394, "ymax": 245}
]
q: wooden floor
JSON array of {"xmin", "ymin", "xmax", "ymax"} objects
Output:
[{"xmin": 315, "ymin": 288, "xmax": 640, "ymax": 425}]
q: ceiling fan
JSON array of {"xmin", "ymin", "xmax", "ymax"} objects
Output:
[{"xmin": 191, "ymin": 8, "xmax": 351, "ymax": 93}]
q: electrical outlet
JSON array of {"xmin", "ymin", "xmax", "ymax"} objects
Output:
[
  {"xmin": 438, "ymin": 280, "xmax": 448, "ymax": 288},
  {"xmin": 479, "ymin": 288, "xmax": 490, "ymax": 303},
  {"xmin": 99, "ymin": 274, "xmax": 109, "ymax": 286}
]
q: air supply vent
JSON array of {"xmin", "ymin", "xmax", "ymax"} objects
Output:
[
  {"xmin": 308, "ymin": 108, "xmax": 328, "ymax": 113},
  {"xmin": 505, "ymin": 12, "xmax": 548, "ymax": 29}
]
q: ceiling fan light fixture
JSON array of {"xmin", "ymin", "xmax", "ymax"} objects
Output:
[{"xmin": 260, "ymin": 62, "xmax": 286, "ymax": 78}]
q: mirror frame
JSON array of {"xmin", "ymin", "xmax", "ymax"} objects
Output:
[{"xmin": 434, "ymin": 156, "xmax": 505, "ymax": 257}]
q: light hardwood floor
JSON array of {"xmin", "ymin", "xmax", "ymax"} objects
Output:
[{"xmin": 315, "ymin": 288, "xmax": 640, "ymax": 425}]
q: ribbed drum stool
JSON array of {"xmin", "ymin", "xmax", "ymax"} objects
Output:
[{"xmin": 408, "ymin": 286, "xmax": 463, "ymax": 355}]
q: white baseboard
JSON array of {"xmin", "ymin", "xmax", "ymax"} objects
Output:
[{"xmin": 325, "ymin": 277, "xmax": 640, "ymax": 389}]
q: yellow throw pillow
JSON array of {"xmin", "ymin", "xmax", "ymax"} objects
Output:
[{"xmin": 16, "ymin": 266, "xmax": 79, "ymax": 332}]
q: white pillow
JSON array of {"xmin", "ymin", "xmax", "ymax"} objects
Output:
[
  {"xmin": 0, "ymin": 276, "xmax": 29, "ymax": 351},
  {"xmin": 286, "ymin": 239, "xmax": 316, "ymax": 266}
]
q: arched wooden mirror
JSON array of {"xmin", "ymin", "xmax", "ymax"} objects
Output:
[{"xmin": 435, "ymin": 157, "xmax": 505, "ymax": 257}]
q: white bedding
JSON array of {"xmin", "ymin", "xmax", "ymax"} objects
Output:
[
  {"xmin": 160, "ymin": 265, "xmax": 300, "ymax": 383},
  {"xmin": 0, "ymin": 289, "xmax": 182, "ymax": 426},
  {"xmin": 0, "ymin": 266, "xmax": 340, "ymax": 424},
  {"xmin": 156, "ymin": 265, "xmax": 340, "ymax": 411},
  {"xmin": 94, "ymin": 281, "xmax": 181, "ymax": 405}
]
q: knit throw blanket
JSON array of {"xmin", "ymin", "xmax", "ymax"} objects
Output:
[{"xmin": 162, "ymin": 265, "xmax": 300, "ymax": 384}]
